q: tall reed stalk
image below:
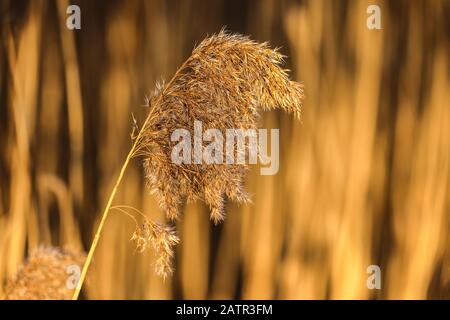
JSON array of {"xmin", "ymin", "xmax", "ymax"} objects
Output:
[
  {"xmin": 72, "ymin": 58, "xmax": 191, "ymax": 300},
  {"xmin": 72, "ymin": 30, "xmax": 303, "ymax": 299}
]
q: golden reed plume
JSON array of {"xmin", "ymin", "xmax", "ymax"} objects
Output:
[
  {"xmin": 138, "ymin": 30, "xmax": 303, "ymax": 224},
  {"xmin": 112, "ymin": 205, "xmax": 180, "ymax": 279},
  {"xmin": 3, "ymin": 246, "xmax": 85, "ymax": 300},
  {"xmin": 73, "ymin": 30, "xmax": 303, "ymax": 299}
]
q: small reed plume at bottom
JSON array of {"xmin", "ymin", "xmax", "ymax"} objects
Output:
[
  {"xmin": 3, "ymin": 246, "xmax": 86, "ymax": 300},
  {"xmin": 113, "ymin": 206, "xmax": 180, "ymax": 279}
]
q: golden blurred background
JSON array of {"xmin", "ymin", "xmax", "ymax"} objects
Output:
[{"xmin": 1, "ymin": 0, "xmax": 450, "ymax": 299}]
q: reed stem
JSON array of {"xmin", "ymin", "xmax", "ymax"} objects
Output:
[
  {"xmin": 72, "ymin": 58, "xmax": 191, "ymax": 300},
  {"xmin": 71, "ymin": 130, "xmax": 140, "ymax": 300}
]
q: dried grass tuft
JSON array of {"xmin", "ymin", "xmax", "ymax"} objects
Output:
[
  {"xmin": 130, "ymin": 219, "xmax": 179, "ymax": 279},
  {"xmin": 3, "ymin": 246, "xmax": 85, "ymax": 300},
  {"xmin": 114, "ymin": 206, "xmax": 180, "ymax": 279},
  {"xmin": 72, "ymin": 30, "xmax": 303, "ymax": 297},
  {"xmin": 136, "ymin": 29, "xmax": 303, "ymax": 224}
]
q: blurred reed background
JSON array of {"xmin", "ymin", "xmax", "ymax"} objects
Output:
[{"xmin": 1, "ymin": 0, "xmax": 449, "ymax": 299}]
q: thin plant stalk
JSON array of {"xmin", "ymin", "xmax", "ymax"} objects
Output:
[{"xmin": 72, "ymin": 58, "xmax": 192, "ymax": 300}]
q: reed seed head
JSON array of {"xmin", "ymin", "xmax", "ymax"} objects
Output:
[
  {"xmin": 3, "ymin": 246, "xmax": 85, "ymax": 300},
  {"xmin": 130, "ymin": 219, "xmax": 180, "ymax": 279},
  {"xmin": 137, "ymin": 29, "xmax": 303, "ymax": 224}
]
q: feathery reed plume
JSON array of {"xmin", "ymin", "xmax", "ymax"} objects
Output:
[
  {"xmin": 136, "ymin": 29, "xmax": 303, "ymax": 224},
  {"xmin": 73, "ymin": 30, "xmax": 302, "ymax": 299},
  {"xmin": 3, "ymin": 246, "xmax": 85, "ymax": 300},
  {"xmin": 113, "ymin": 206, "xmax": 179, "ymax": 278},
  {"xmin": 131, "ymin": 222, "xmax": 179, "ymax": 279}
]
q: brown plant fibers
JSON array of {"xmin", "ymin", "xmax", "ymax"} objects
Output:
[
  {"xmin": 137, "ymin": 30, "xmax": 303, "ymax": 224},
  {"xmin": 4, "ymin": 246, "xmax": 85, "ymax": 300}
]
